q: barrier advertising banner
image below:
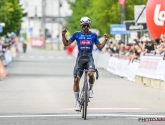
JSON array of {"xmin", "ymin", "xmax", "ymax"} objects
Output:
[
  {"xmin": 0, "ymin": 61, "xmax": 7, "ymax": 78},
  {"xmin": 4, "ymin": 50, "xmax": 12, "ymax": 65},
  {"xmin": 136, "ymin": 56, "xmax": 161, "ymax": 79},
  {"xmin": 126, "ymin": 61, "xmax": 139, "ymax": 82}
]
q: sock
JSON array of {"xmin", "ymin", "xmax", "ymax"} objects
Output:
[
  {"xmin": 89, "ymin": 84, "xmax": 94, "ymax": 91},
  {"xmin": 74, "ymin": 92, "xmax": 79, "ymax": 103}
]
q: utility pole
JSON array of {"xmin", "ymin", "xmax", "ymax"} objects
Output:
[
  {"xmin": 120, "ymin": 4, "xmax": 126, "ymax": 42},
  {"xmin": 58, "ymin": 0, "xmax": 62, "ymax": 51},
  {"xmin": 41, "ymin": 0, "xmax": 46, "ymax": 48}
]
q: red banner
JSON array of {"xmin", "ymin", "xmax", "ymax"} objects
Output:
[
  {"xmin": 31, "ymin": 37, "xmax": 44, "ymax": 48},
  {"xmin": 118, "ymin": 0, "xmax": 126, "ymax": 6}
]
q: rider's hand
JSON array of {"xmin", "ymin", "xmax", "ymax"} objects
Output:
[
  {"xmin": 104, "ymin": 34, "xmax": 109, "ymax": 41},
  {"xmin": 62, "ymin": 28, "xmax": 67, "ymax": 35}
]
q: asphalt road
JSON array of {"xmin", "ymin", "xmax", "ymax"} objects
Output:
[{"xmin": 0, "ymin": 47, "xmax": 165, "ymax": 125}]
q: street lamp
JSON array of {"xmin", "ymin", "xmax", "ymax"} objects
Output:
[{"xmin": 41, "ymin": 0, "xmax": 46, "ymax": 48}]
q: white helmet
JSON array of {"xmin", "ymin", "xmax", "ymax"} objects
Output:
[{"xmin": 80, "ymin": 16, "xmax": 91, "ymax": 25}]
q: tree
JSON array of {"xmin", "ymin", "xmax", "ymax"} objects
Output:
[
  {"xmin": 67, "ymin": 0, "xmax": 148, "ymax": 36},
  {"xmin": 66, "ymin": 0, "xmax": 92, "ymax": 34},
  {"xmin": 0, "ymin": 0, "xmax": 13, "ymax": 24},
  {"xmin": 0, "ymin": 0, "xmax": 26, "ymax": 36}
]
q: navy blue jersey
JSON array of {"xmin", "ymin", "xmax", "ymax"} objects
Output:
[{"xmin": 69, "ymin": 31, "xmax": 100, "ymax": 54}]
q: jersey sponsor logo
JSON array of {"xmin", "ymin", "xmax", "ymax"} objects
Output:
[
  {"xmin": 80, "ymin": 40, "xmax": 92, "ymax": 46},
  {"xmin": 154, "ymin": 4, "xmax": 165, "ymax": 26},
  {"xmin": 79, "ymin": 35, "xmax": 85, "ymax": 39},
  {"xmin": 80, "ymin": 47, "xmax": 90, "ymax": 50}
]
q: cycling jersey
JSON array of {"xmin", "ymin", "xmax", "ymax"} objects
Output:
[{"xmin": 70, "ymin": 31, "xmax": 100, "ymax": 54}]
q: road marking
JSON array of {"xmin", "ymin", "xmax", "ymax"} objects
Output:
[
  {"xmin": 48, "ymin": 56, "xmax": 55, "ymax": 59},
  {"xmin": 18, "ymin": 55, "xmax": 73, "ymax": 60},
  {"xmin": 67, "ymin": 57, "xmax": 73, "ymax": 59},
  {"xmin": 19, "ymin": 56, "xmax": 25, "ymax": 58},
  {"xmin": 62, "ymin": 108, "xmax": 149, "ymax": 111},
  {"xmin": 57, "ymin": 56, "xmax": 64, "ymax": 59},
  {"xmin": 38, "ymin": 56, "xmax": 44, "ymax": 59},
  {"xmin": 0, "ymin": 114, "xmax": 165, "ymax": 118},
  {"xmin": 29, "ymin": 56, "xmax": 35, "ymax": 58}
]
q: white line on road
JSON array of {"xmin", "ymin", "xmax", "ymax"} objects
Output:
[
  {"xmin": 19, "ymin": 56, "xmax": 25, "ymax": 58},
  {"xmin": 0, "ymin": 114, "xmax": 165, "ymax": 118},
  {"xmin": 48, "ymin": 56, "xmax": 55, "ymax": 59},
  {"xmin": 38, "ymin": 56, "xmax": 44, "ymax": 59},
  {"xmin": 57, "ymin": 56, "xmax": 64, "ymax": 59},
  {"xmin": 29, "ymin": 56, "xmax": 35, "ymax": 58},
  {"xmin": 62, "ymin": 108, "xmax": 149, "ymax": 111}
]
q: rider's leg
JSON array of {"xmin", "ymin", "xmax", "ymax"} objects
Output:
[
  {"xmin": 73, "ymin": 76, "xmax": 81, "ymax": 102},
  {"xmin": 73, "ymin": 76, "xmax": 81, "ymax": 111},
  {"xmin": 88, "ymin": 71, "xmax": 95, "ymax": 90}
]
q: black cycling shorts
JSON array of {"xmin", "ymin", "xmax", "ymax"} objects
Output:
[{"xmin": 73, "ymin": 53, "xmax": 95, "ymax": 78}]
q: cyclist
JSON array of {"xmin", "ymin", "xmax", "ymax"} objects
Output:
[{"xmin": 62, "ymin": 16, "xmax": 109, "ymax": 111}]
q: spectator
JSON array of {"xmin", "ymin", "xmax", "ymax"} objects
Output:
[
  {"xmin": 129, "ymin": 41, "xmax": 142, "ymax": 62},
  {"xmin": 144, "ymin": 40, "xmax": 155, "ymax": 53},
  {"xmin": 159, "ymin": 35, "xmax": 165, "ymax": 54},
  {"xmin": 118, "ymin": 40, "xmax": 125, "ymax": 55}
]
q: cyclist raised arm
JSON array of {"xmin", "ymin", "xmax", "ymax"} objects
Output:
[
  {"xmin": 62, "ymin": 29, "xmax": 72, "ymax": 46},
  {"xmin": 62, "ymin": 16, "xmax": 109, "ymax": 111},
  {"xmin": 95, "ymin": 34, "xmax": 109, "ymax": 50}
]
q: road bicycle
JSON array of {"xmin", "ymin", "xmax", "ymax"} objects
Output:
[{"xmin": 75, "ymin": 54, "xmax": 99, "ymax": 120}]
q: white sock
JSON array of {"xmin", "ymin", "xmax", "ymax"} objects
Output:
[
  {"xmin": 89, "ymin": 84, "xmax": 94, "ymax": 91},
  {"xmin": 74, "ymin": 92, "xmax": 79, "ymax": 103}
]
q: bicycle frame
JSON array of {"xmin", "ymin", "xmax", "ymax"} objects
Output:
[
  {"xmin": 75, "ymin": 68, "xmax": 99, "ymax": 120},
  {"xmin": 80, "ymin": 70, "xmax": 89, "ymax": 105}
]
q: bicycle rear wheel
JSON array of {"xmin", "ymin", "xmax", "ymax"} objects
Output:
[{"xmin": 84, "ymin": 83, "xmax": 88, "ymax": 120}]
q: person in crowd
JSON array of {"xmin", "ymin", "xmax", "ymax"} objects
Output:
[
  {"xmin": 124, "ymin": 44, "xmax": 131, "ymax": 56},
  {"xmin": 129, "ymin": 41, "xmax": 142, "ymax": 62},
  {"xmin": 106, "ymin": 41, "xmax": 116, "ymax": 55},
  {"xmin": 20, "ymin": 37, "xmax": 27, "ymax": 53},
  {"xmin": 118, "ymin": 40, "xmax": 125, "ymax": 55},
  {"xmin": 159, "ymin": 34, "xmax": 165, "ymax": 55},
  {"xmin": 134, "ymin": 36, "xmax": 141, "ymax": 43},
  {"xmin": 1, "ymin": 39, "xmax": 12, "ymax": 52},
  {"xmin": 144, "ymin": 40, "xmax": 155, "ymax": 54}
]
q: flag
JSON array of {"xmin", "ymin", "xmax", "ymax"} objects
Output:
[{"xmin": 118, "ymin": 0, "xmax": 126, "ymax": 6}]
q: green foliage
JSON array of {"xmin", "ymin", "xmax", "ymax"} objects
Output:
[
  {"xmin": 67, "ymin": 0, "xmax": 148, "ymax": 35},
  {"xmin": 66, "ymin": 0, "xmax": 91, "ymax": 35},
  {"xmin": 0, "ymin": 0, "xmax": 13, "ymax": 23},
  {"xmin": 0, "ymin": 0, "xmax": 26, "ymax": 36}
]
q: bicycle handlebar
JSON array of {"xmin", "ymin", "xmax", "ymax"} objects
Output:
[{"xmin": 75, "ymin": 68, "xmax": 99, "ymax": 80}]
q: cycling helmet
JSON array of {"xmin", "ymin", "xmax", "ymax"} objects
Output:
[{"xmin": 80, "ymin": 16, "xmax": 91, "ymax": 25}]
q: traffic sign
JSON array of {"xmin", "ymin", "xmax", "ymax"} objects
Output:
[{"xmin": 0, "ymin": 26, "xmax": 3, "ymax": 33}]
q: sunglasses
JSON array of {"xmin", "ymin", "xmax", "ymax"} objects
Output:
[{"xmin": 82, "ymin": 24, "xmax": 90, "ymax": 28}]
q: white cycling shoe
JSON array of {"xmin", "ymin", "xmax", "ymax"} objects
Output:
[
  {"xmin": 89, "ymin": 90, "xmax": 94, "ymax": 98},
  {"xmin": 74, "ymin": 101, "xmax": 81, "ymax": 112}
]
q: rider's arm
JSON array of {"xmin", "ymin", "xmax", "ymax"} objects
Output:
[
  {"xmin": 95, "ymin": 39, "xmax": 108, "ymax": 50},
  {"xmin": 62, "ymin": 30, "xmax": 77, "ymax": 46},
  {"xmin": 62, "ymin": 34, "xmax": 72, "ymax": 46},
  {"xmin": 95, "ymin": 34, "xmax": 109, "ymax": 50}
]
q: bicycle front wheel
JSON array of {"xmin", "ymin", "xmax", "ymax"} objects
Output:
[{"xmin": 84, "ymin": 83, "xmax": 88, "ymax": 120}]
